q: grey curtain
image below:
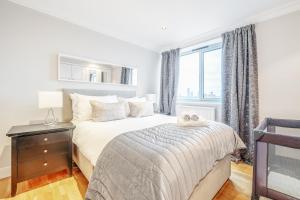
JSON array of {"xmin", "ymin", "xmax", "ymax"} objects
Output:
[
  {"xmin": 121, "ymin": 67, "xmax": 132, "ymax": 84},
  {"xmin": 221, "ymin": 24, "xmax": 259, "ymax": 163},
  {"xmin": 159, "ymin": 48, "xmax": 180, "ymax": 115}
]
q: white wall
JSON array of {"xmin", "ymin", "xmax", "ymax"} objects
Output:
[
  {"xmin": 256, "ymin": 11, "xmax": 300, "ymax": 121},
  {"xmin": 0, "ymin": 0, "xmax": 160, "ymax": 177}
]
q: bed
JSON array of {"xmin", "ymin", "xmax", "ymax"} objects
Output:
[{"xmin": 62, "ymin": 89, "xmax": 244, "ymax": 200}]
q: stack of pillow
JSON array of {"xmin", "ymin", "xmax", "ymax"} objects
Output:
[{"xmin": 70, "ymin": 93, "xmax": 154, "ymax": 123}]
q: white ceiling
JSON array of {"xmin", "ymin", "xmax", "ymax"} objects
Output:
[{"xmin": 9, "ymin": 0, "xmax": 299, "ymax": 52}]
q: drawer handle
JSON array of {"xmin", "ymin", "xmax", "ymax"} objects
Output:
[
  {"xmin": 43, "ymin": 162, "xmax": 48, "ymax": 167},
  {"xmin": 44, "ymin": 138, "xmax": 48, "ymax": 142},
  {"xmin": 43, "ymin": 149, "xmax": 48, "ymax": 153}
]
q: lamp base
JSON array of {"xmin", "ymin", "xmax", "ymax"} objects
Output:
[
  {"xmin": 44, "ymin": 108, "xmax": 58, "ymax": 126},
  {"xmin": 43, "ymin": 121, "xmax": 57, "ymax": 126}
]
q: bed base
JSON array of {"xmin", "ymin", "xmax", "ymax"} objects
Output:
[{"xmin": 73, "ymin": 144, "xmax": 231, "ymax": 200}]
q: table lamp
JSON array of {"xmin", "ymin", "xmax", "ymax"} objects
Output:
[{"xmin": 38, "ymin": 91, "xmax": 62, "ymax": 126}]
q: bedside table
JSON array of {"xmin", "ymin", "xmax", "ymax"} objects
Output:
[{"xmin": 6, "ymin": 122, "xmax": 75, "ymax": 197}]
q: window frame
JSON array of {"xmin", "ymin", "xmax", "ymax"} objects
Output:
[{"xmin": 178, "ymin": 42, "xmax": 222, "ymax": 102}]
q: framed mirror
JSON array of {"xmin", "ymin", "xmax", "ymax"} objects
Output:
[{"xmin": 58, "ymin": 54, "xmax": 138, "ymax": 86}]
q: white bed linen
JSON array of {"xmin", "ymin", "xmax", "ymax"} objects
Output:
[{"xmin": 73, "ymin": 114, "xmax": 177, "ymax": 165}]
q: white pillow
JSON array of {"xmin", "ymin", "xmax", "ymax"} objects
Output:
[
  {"xmin": 90, "ymin": 101, "xmax": 127, "ymax": 122},
  {"xmin": 128, "ymin": 101, "xmax": 154, "ymax": 117},
  {"xmin": 70, "ymin": 93, "xmax": 118, "ymax": 122},
  {"xmin": 118, "ymin": 97, "xmax": 146, "ymax": 116}
]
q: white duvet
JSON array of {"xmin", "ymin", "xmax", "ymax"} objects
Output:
[{"xmin": 73, "ymin": 114, "xmax": 177, "ymax": 165}]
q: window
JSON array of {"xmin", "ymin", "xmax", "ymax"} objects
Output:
[{"xmin": 178, "ymin": 42, "xmax": 222, "ymax": 101}]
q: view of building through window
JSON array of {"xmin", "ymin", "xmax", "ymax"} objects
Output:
[
  {"xmin": 178, "ymin": 41, "xmax": 222, "ymax": 101},
  {"xmin": 203, "ymin": 48, "xmax": 222, "ymax": 99},
  {"xmin": 178, "ymin": 52, "xmax": 200, "ymax": 99}
]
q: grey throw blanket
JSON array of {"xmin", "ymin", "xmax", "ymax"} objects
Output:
[{"xmin": 86, "ymin": 122, "xmax": 244, "ymax": 200}]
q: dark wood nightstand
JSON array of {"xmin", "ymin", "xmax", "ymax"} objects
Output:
[{"xmin": 6, "ymin": 122, "xmax": 75, "ymax": 197}]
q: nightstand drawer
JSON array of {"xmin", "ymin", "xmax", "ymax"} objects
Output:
[
  {"xmin": 17, "ymin": 131, "xmax": 70, "ymax": 149},
  {"xmin": 18, "ymin": 142, "xmax": 69, "ymax": 161},
  {"xmin": 18, "ymin": 153, "xmax": 69, "ymax": 181}
]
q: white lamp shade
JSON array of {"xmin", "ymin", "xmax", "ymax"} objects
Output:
[
  {"xmin": 145, "ymin": 94, "xmax": 156, "ymax": 102},
  {"xmin": 38, "ymin": 91, "xmax": 63, "ymax": 109}
]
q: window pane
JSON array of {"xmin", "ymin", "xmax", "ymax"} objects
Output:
[
  {"xmin": 203, "ymin": 48, "xmax": 222, "ymax": 99},
  {"xmin": 178, "ymin": 53, "xmax": 199, "ymax": 99}
]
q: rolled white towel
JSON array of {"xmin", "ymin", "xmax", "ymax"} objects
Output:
[{"xmin": 177, "ymin": 112, "xmax": 208, "ymax": 127}]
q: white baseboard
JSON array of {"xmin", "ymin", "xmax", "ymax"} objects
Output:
[{"xmin": 0, "ymin": 166, "xmax": 11, "ymax": 179}]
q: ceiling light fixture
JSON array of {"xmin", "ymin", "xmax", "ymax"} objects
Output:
[{"xmin": 161, "ymin": 26, "xmax": 167, "ymax": 30}]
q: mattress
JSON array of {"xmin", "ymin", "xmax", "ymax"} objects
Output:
[{"xmin": 268, "ymin": 171, "xmax": 300, "ymax": 198}]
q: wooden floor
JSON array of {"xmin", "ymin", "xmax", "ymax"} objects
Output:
[{"xmin": 0, "ymin": 162, "xmax": 253, "ymax": 200}]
